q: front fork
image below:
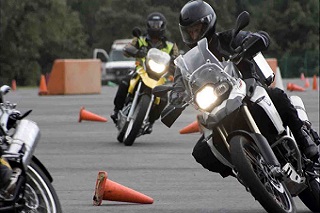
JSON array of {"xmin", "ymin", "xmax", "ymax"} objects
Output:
[
  {"xmin": 126, "ymin": 81, "xmax": 155, "ymax": 126},
  {"xmin": 127, "ymin": 82, "xmax": 142, "ymax": 122}
]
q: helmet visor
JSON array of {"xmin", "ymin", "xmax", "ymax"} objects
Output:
[
  {"xmin": 148, "ymin": 20, "xmax": 164, "ymax": 29},
  {"xmin": 179, "ymin": 14, "xmax": 213, "ymax": 46}
]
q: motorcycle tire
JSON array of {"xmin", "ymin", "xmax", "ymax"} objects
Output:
[
  {"xmin": 230, "ymin": 135, "xmax": 296, "ymax": 213},
  {"xmin": 117, "ymin": 122, "xmax": 128, "ymax": 143},
  {"xmin": 298, "ymin": 177, "xmax": 320, "ymax": 212},
  {"xmin": 124, "ymin": 94, "xmax": 150, "ymax": 146},
  {"xmin": 25, "ymin": 159, "xmax": 62, "ymax": 212}
]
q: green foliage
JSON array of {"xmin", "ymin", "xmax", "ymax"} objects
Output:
[
  {"xmin": 0, "ymin": 0, "xmax": 319, "ymax": 85},
  {"xmin": 248, "ymin": 0, "xmax": 319, "ymax": 77},
  {"xmin": 0, "ymin": 0, "xmax": 88, "ymax": 86}
]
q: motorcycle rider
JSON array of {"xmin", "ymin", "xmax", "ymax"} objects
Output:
[
  {"xmin": 170, "ymin": 0, "xmax": 319, "ymax": 177},
  {"xmin": 111, "ymin": 12, "xmax": 179, "ymax": 133}
]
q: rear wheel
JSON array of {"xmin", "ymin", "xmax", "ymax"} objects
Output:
[
  {"xmin": 123, "ymin": 94, "xmax": 150, "ymax": 146},
  {"xmin": 230, "ymin": 135, "xmax": 296, "ymax": 213},
  {"xmin": 24, "ymin": 160, "xmax": 62, "ymax": 212}
]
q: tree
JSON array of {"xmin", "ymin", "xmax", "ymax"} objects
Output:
[
  {"xmin": 248, "ymin": 0, "xmax": 319, "ymax": 77},
  {"xmin": 0, "ymin": 0, "xmax": 88, "ymax": 86}
]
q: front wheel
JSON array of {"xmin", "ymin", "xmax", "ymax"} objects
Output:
[
  {"xmin": 298, "ymin": 174, "xmax": 320, "ymax": 212},
  {"xmin": 230, "ymin": 135, "xmax": 296, "ymax": 213},
  {"xmin": 24, "ymin": 160, "xmax": 62, "ymax": 212},
  {"xmin": 123, "ymin": 94, "xmax": 151, "ymax": 146}
]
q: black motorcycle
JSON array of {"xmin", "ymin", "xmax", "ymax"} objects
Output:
[{"xmin": 0, "ymin": 85, "xmax": 62, "ymax": 212}]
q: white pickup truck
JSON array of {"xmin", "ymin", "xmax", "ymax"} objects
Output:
[{"xmin": 93, "ymin": 39, "xmax": 136, "ymax": 84}]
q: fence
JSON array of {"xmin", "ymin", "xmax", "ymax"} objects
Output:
[{"xmin": 277, "ymin": 51, "xmax": 319, "ymax": 78}]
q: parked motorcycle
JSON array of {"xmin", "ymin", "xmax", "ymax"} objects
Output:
[
  {"xmin": 0, "ymin": 85, "xmax": 62, "ymax": 212},
  {"xmin": 153, "ymin": 12, "xmax": 320, "ymax": 213},
  {"xmin": 115, "ymin": 29, "xmax": 172, "ymax": 146}
]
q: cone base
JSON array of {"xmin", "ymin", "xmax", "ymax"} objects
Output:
[
  {"xmin": 92, "ymin": 171, "xmax": 154, "ymax": 206},
  {"xmin": 38, "ymin": 91, "xmax": 48, "ymax": 96},
  {"xmin": 93, "ymin": 171, "xmax": 106, "ymax": 206}
]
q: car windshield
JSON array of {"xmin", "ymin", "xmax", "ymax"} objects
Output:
[{"xmin": 109, "ymin": 50, "xmax": 135, "ymax": 62}]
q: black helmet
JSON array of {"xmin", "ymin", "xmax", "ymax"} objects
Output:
[
  {"xmin": 179, "ymin": 0, "xmax": 217, "ymax": 47},
  {"xmin": 147, "ymin": 12, "xmax": 166, "ymax": 39}
]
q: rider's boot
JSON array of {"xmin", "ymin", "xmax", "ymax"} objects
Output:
[
  {"xmin": 0, "ymin": 157, "xmax": 12, "ymax": 190},
  {"xmin": 110, "ymin": 109, "xmax": 119, "ymax": 124},
  {"xmin": 145, "ymin": 122, "xmax": 154, "ymax": 134},
  {"xmin": 299, "ymin": 126, "xmax": 319, "ymax": 161}
]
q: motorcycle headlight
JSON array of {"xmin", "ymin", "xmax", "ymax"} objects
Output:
[
  {"xmin": 195, "ymin": 82, "xmax": 230, "ymax": 111},
  {"xmin": 148, "ymin": 59, "xmax": 166, "ymax": 74},
  {"xmin": 195, "ymin": 85, "xmax": 217, "ymax": 110}
]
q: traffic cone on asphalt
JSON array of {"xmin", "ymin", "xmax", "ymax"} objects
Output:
[
  {"xmin": 38, "ymin": 74, "xmax": 48, "ymax": 95},
  {"xmin": 93, "ymin": 171, "xmax": 154, "ymax": 206},
  {"xmin": 179, "ymin": 120, "xmax": 200, "ymax": 134},
  {"xmin": 312, "ymin": 75, "xmax": 318, "ymax": 90},
  {"xmin": 287, "ymin": 83, "xmax": 305, "ymax": 92},
  {"xmin": 300, "ymin": 73, "xmax": 305, "ymax": 81},
  {"xmin": 11, "ymin": 80, "xmax": 17, "ymax": 91},
  {"xmin": 78, "ymin": 107, "xmax": 107, "ymax": 122},
  {"xmin": 304, "ymin": 78, "xmax": 310, "ymax": 88}
]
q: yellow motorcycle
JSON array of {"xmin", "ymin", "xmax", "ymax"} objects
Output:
[{"xmin": 116, "ymin": 47, "xmax": 171, "ymax": 146}]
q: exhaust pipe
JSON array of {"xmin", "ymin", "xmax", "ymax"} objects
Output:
[{"xmin": 8, "ymin": 119, "xmax": 40, "ymax": 170}]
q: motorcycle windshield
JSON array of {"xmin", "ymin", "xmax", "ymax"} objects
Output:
[{"xmin": 174, "ymin": 38, "xmax": 225, "ymax": 92}]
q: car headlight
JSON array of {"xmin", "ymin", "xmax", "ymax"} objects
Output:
[
  {"xmin": 148, "ymin": 59, "xmax": 166, "ymax": 74},
  {"xmin": 195, "ymin": 82, "xmax": 230, "ymax": 111}
]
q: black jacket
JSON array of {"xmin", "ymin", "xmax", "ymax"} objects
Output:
[{"xmin": 173, "ymin": 30, "xmax": 270, "ymax": 89}]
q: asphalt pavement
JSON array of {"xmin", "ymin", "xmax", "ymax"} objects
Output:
[{"xmin": 6, "ymin": 77, "xmax": 319, "ymax": 213}]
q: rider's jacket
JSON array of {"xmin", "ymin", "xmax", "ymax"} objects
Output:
[
  {"xmin": 124, "ymin": 34, "xmax": 179, "ymax": 75},
  {"xmin": 173, "ymin": 30, "xmax": 270, "ymax": 89}
]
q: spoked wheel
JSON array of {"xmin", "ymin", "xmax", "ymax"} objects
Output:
[
  {"xmin": 123, "ymin": 94, "xmax": 150, "ymax": 146},
  {"xmin": 24, "ymin": 160, "xmax": 62, "ymax": 213},
  {"xmin": 230, "ymin": 135, "xmax": 296, "ymax": 213}
]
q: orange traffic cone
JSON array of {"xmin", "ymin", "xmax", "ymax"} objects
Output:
[
  {"xmin": 11, "ymin": 79, "xmax": 17, "ymax": 91},
  {"xmin": 78, "ymin": 107, "xmax": 107, "ymax": 122},
  {"xmin": 287, "ymin": 83, "xmax": 305, "ymax": 92},
  {"xmin": 300, "ymin": 73, "xmax": 305, "ymax": 81},
  {"xmin": 304, "ymin": 78, "xmax": 310, "ymax": 88},
  {"xmin": 312, "ymin": 75, "xmax": 318, "ymax": 90},
  {"xmin": 179, "ymin": 120, "xmax": 200, "ymax": 134},
  {"xmin": 38, "ymin": 74, "xmax": 48, "ymax": 95},
  {"xmin": 93, "ymin": 171, "xmax": 154, "ymax": 206}
]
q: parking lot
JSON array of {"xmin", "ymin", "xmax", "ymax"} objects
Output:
[{"xmin": 7, "ymin": 78, "xmax": 319, "ymax": 213}]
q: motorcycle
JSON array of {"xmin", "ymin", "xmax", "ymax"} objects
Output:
[
  {"xmin": 0, "ymin": 85, "xmax": 62, "ymax": 212},
  {"xmin": 115, "ymin": 29, "xmax": 172, "ymax": 146},
  {"xmin": 153, "ymin": 11, "xmax": 320, "ymax": 213}
]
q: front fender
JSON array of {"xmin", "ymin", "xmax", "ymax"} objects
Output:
[
  {"xmin": 32, "ymin": 156, "xmax": 53, "ymax": 182},
  {"xmin": 227, "ymin": 130, "xmax": 280, "ymax": 166}
]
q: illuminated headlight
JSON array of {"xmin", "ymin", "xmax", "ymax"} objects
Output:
[
  {"xmin": 148, "ymin": 59, "xmax": 166, "ymax": 73},
  {"xmin": 195, "ymin": 82, "xmax": 230, "ymax": 110},
  {"xmin": 195, "ymin": 85, "xmax": 217, "ymax": 110}
]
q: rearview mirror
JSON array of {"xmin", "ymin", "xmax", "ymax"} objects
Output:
[
  {"xmin": 0, "ymin": 85, "xmax": 11, "ymax": 103},
  {"xmin": 233, "ymin": 11, "xmax": 250, "ymax": 37}
]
